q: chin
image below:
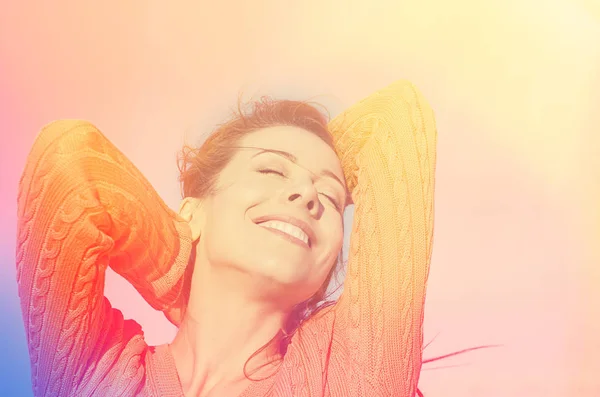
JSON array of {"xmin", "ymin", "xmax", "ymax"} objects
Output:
[
  {"xmin": 256, "ymin": 258, "xmax": 310, "ymax": 285},
  {"xmin": 248, "ymin": 261, "xmax": 316, "ymax": 299}
]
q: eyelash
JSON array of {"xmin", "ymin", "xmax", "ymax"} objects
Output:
[
  {"xmin": 259, "ymin": 168, "xmax": 285, "ymax": 177},
  {"xmin": 258, "ymin": 168, "xmax": 342, "ymax": 211}
]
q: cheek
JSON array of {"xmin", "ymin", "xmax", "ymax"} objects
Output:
[
  {"xmin": 312, "ymin": 221, "xmax": 344, "ymax": 279},
  {"xmin": 232, "ymin": 177, "xmax": 279, "ymax": 209},
  {"xmin": 323, "ymin": 218, "xmax": 344, "ymax": 257},
  {"xmin": 202, "ymin": 209, "xmax": 238, "ymax": 265},
  {"xmin": 201, "ymin": 183, "xmax": 276, "ymax": 266},
  {"xmin": 201, "ymin": 190, "xmax": 252, "ymax": 259}
]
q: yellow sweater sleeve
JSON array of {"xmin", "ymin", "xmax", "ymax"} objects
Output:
[
  {"xmin": 16, "ymin": 120, "xmax": 192, "ymax": 395},
  {"xmin": 328, "ymin": 80, "xmax": 437, "ymax": 396}
]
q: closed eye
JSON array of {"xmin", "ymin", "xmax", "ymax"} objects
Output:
[
  {"xmin": 260, "ymin": 168, "xmax": 342, "ymax": 212},
  {"xmin": 258, "ymin": 168, "xmax": 285, "ymax": 177},
  {"xmin": 320, "ymin": 193, "xmax": 342, "ymax": 212}
]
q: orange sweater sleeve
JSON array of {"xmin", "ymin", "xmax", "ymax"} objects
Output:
[
  {"xmin": 16, "ymin": 120, "xmax": 192, "ymax": 396},
  {"xmin": 327, "ymin": 81, "xmax": 437, "ymax": 396}
]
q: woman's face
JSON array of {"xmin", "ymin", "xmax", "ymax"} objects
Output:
[{"xmin": 187, "ymin": 126, "xmax": 347, "ymax": 308}]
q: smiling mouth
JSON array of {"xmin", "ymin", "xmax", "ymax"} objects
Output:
[{"xmin": 256, "ymin": 220, "xmax": 311, "ymax": 248}]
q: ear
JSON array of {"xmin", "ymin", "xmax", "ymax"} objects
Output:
[{"xmin": 179, "ymin": 197, "xmax": 205, "ymax": 242}]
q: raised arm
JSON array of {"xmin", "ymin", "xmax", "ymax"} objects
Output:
[
  {"xmin": 16, "ymin": 120, "xmax": 192, "ymax": 396},
  {"xmin": 328, "ymin": 81, "xmax": 437, "ymax": 396}
]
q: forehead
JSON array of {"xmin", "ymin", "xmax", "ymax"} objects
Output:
[{"xmin": 237, "ymin": 125, "xmax": 344, "ymax": 180}]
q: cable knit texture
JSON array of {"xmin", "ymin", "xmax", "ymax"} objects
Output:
[{"xmin": 16, "ymin": 80, "xmax": 437, "ymax": 397}]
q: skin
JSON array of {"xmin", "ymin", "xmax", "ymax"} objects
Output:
[{"xmin": 169, "ymin": 126, "xmax": 348, "ymax": 397}]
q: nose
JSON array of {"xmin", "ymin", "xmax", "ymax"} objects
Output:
[{"xmin": 287, "ymin": 183, "xmax": 320, "ymax": 217}]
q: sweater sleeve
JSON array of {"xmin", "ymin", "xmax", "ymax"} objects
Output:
[
  {"xmin": 15, "ymin": 120, "xmax": 192, "ymax": 396},
  {"xmin": 327, "ymin": 81, "xmax": 437, "ymax": 396}
]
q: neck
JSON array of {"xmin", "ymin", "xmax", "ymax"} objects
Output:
[{"xmin": 170, "ymin": 264, "xmax": 286, "ymax": 396}]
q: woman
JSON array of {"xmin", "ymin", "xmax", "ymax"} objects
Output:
[{"xmin": 16, "ymin": 80, "xmax": 436, "ymax": 396}]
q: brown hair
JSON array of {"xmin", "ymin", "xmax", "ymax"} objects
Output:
[{"xmin": 177, "ymin": 96, "xmax": 345, "ymax": 376}]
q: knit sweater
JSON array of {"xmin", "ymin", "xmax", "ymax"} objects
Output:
[{"xmin": 16, "ymin": 80, "xmax": 437, "ymax": 397}]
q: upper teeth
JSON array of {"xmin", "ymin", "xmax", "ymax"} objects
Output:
[{"xmin": 258, "ymin": 220, "xmax": 310, "ymax": 245}]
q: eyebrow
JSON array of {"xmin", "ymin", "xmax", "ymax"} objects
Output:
[{"xmin": 251, "ymin": 148, "xmax": 347, "ymax": 192}]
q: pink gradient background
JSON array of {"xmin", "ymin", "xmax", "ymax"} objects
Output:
[{"xmin": 1, "ymin": 1, "xmax": 599, "ymax": 396}]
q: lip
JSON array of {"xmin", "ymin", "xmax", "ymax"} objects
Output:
[{"xmin": 252, "ymin": 214, "xmax": 316, "ymax": 248}]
